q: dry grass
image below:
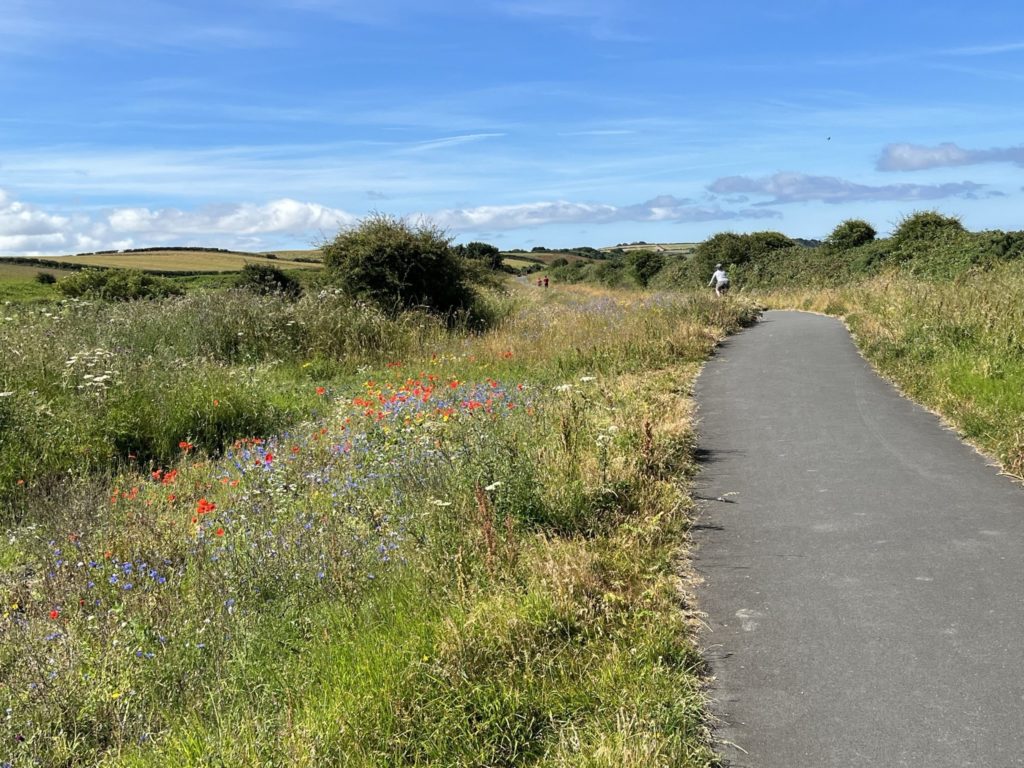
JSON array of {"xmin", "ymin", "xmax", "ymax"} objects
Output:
[{"xmin": 52, "ymin": 250, "xmax": 321, "ymax": 273}]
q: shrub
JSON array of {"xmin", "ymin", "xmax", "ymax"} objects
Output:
[
  {"xmin": 626, "ymin": 249, "xmax": 666, "ymax": 287},
  {"xmin": 34, "ymin": 271, "xmax": 57, "ymax": 285},
  {"xmin": 893, "ymin": 211, "xmax": 965, "ymax": 245},
  {"xmin": 57, "ymin": 269, "xmax": 183, "ymax": 301},
  {"xmin": 826, "ymin": 219, "xmax": 877, "ymax": 251},
  {"xmin": 322, "ymin": 214, "xmax": 477, "ymax": 317},
  {"xmin": 689, "ymin": 231, "xmax": 795, "ymax": 287},
  {"xmin": 594, "ymin": 257, "xmax": 628, "ymax": 287},
  {"xmin": 549, "ymin": 257, "xmax": 569, "ymax": 268},
  {"xmin": 455, "ymin": 241, "xmax": 503, "ymax": 271},
  {"xmin": 236, "ymin": 263, "xmax": 302, "ymax": 298}
]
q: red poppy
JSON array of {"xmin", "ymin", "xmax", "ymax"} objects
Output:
[
  {"xmin": 49, "ymin": 609, "xmax": 60, "ymax": 620},
  {"xmin": 196, "ymin": 498, "xmax": 216, "ymax": 515},
  {"xmin": 215, "ymin": 527, "xmax": 225, "ymax": 537},
  {"xmin": 264, "ymin": 453, "xmax": 274, "ymax": 464},
  {"xmin": 316, "ymin": 387, "xmax": 326, "ymax": 396},
  {"xmin": 178, "ymin": 441, "xmax": 194, "ymax": 452}
]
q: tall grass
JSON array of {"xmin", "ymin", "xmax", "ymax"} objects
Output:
[
  {"xmin": 761, "ymin": 261, "xmax": 1024, "ymax": 477},
  {"xmin": 1, "ymin": 284, "xmax": 758, "ymax": 767},
  {"xmin": 0, "ymin": 289, "xmax": 515, "ymax": 522}
]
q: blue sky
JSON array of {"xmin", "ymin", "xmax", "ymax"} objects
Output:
[{"xmin": 2, "ymin": 0, "xmax": 1023, "ymax": 254}]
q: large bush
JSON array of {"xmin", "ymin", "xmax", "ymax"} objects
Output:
[
  {"xmin": 826, "ymin": 219, "xmax": 877, "ymax": 251},
  {"xmin": 892, "ymin": 211, "xmax": 965, "ymax": 245},
  {"xmin": 626, "ymin": 249, "xmax": 665, "ymax": 287},
  {"xmin": 455, "ymin": 241, "xmax": 503, "ymax": 271},
  {"xmin": 322, "ymin": 214, "xmax": 477, "ymax": 316},
  {"xmin": 236, "ymin": 263, "xmax": 302, "ymax": 298}
]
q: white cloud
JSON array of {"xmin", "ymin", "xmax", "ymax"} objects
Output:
[
  {"xmin": 429, "ymin": 196, "xmax": 779, "ymax": 230},
  {"xmin": 0, "ymin": 189, "xmax": 358, "ymax": 255},
  {"xmin": 878, "ymin": 142, "xmax": 1024, "ymax": 171},
  {"xmin": 708, "ymin": 172, "xmax": 988, "ymax": 205},
  {"xmin": 0, "ymin": 189, "xmax": 103, "ymax": 253},
  {"xmin": 107, "ymin": 199, "xmax": 356, "ymax": 237},
  {"xmin": 0, "ymin": 188, "xmax": 783, "ymax": 255}
]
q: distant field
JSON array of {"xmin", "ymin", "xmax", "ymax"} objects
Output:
[
  {"xmin": 0, "ymin": 263, "xmax": 70, "ymax": 281},
  {"xmin": 52, "ymin": 250, "xmax": 322, "ymax": 273},
  {"xmin": 604, "ymin": 242, "xmax": 697, "ymax": 256},
  {"xmin": 502, "ymin": 251, "xmax": 596, "ymax": 265},
  {"xmin": 502, "ymin": 257, "xmax": 541, "ymax": 269}
]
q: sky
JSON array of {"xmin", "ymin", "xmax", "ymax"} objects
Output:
[{"xmin": 1, "ymin": 0, "xmax": 1023, "ymax": 254}]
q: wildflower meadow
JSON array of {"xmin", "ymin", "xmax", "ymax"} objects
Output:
[{"xmin": 1, "ymin": 282, "xmax": 758, "ymax": 767}]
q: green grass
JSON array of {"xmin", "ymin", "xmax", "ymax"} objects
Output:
[
  {"xmin": 503, "ymin": 256, "xmax": 542, "ymax": 269},
  {"xmin": 1, "ymin": 283, "xmax": 759, "ymax": 767},
  {"xmin": 262, "ymin": 248, "xmax": 323, "ymax": 261}
]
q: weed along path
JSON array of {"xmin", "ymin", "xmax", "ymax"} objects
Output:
[{"xmin": 692, "ymin": 310, "xmax": 1024, "ymax": 767}]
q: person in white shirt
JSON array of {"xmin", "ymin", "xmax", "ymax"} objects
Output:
[{"xmin": 708, "ymin": 263, "xmax": 730, "ymax": 296}]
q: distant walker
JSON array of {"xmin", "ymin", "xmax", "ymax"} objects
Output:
[{"xmin": 709, "ymin": 263, "xmax": 730, "ymax": 297}]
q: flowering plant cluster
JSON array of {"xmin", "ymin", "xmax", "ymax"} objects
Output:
[{"xmin": 1, "ymin": 364, "xmax": 533, "ymax": 760}]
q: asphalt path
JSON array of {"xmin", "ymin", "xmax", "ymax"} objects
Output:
[{"xmin": 693, "ymin": 310, "xmax": 1024, "ymax": 767}]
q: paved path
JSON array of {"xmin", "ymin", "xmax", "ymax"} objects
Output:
[{"xmin": 693, "ymin": 311, "xmax": 1024, "ymax": 768}]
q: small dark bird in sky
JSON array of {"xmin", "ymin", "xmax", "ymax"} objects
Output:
[{"xmin": 826, "ymin": 136, "xmax": 831, "ymax": 141}]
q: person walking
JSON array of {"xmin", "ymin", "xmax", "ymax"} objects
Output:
[{"xmin": 708, "ymin": 263, "xmax": 730, "ymax": 296}]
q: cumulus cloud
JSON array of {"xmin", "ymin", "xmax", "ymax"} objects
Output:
[
  {"xmin": 0, "ymin": 189, "xmax": 359, "ymax": 255},
  {"xmin": 430, "ymin": 195, "xmax": 779, "ymax": 230},
  {"xmin": 106, "ymin": 199, "xmax": 356, "ymax": 237},
  {"xmin": 0, "ymin": 189, "xmax": 103, "ymax": 254},
  {"xmin": 708, "ymin": 172, "xmax": 987, "ymax": 205},
  {"xmin": 878, "ymin": 142, "xmax": 1024, "ymax": 171}
]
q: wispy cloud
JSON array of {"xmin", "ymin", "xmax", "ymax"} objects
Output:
[
  {"xmin": 942, "ymin": 40, "xmax": 1024, "ymax": 57},
  {"xmin": 708, "ymin": 172, "xmax": 989, "ymax": 205},
  {"xmin": 430, "ymin": 195, "xmax": 779, "ymax": 230},
  {"xmin": 878, "ymin": 142, "xmax": 1024, "ymax": 171},
  {"xmin": 399, "ymin": 133, "xmax": 507, "ymax": 154},
  {"xmin": 493, "ymin": 0, "xmax": 645, "ymax": 41}
]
